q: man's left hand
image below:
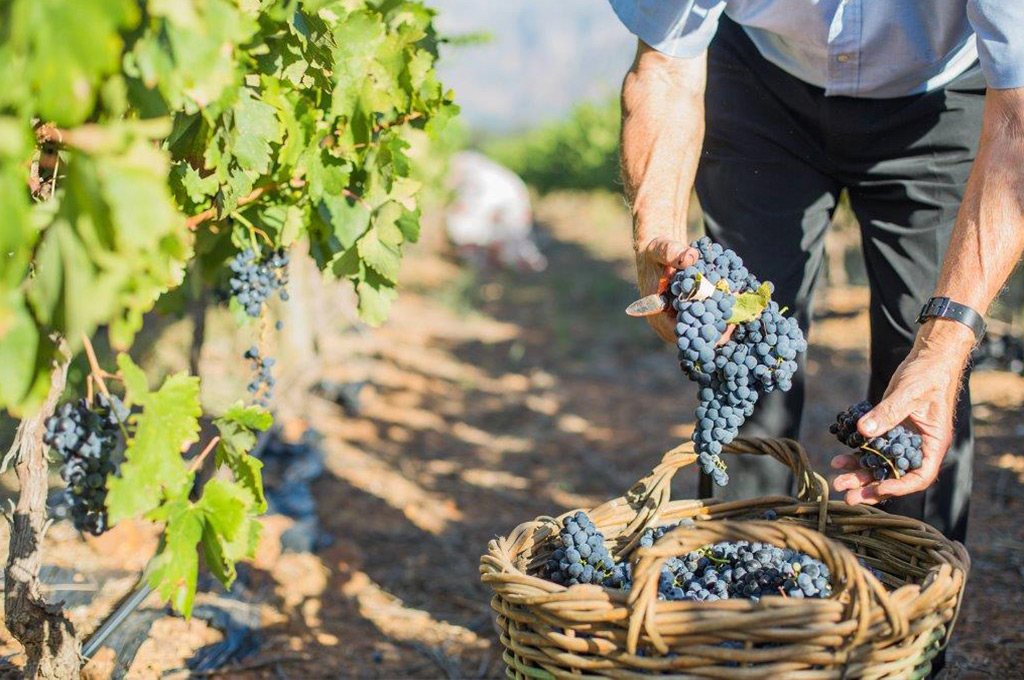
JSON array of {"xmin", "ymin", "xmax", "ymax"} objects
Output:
[{"xmin": 830, "ymin": 321, "xmax": 973, "ymax": 505}]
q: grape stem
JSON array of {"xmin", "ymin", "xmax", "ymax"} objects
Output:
[
  {"xmin": 80, "ymin": 334, "xmax": 111, "ymax": 399},
  {"xmin": 184, "ymin": 177, "xmax": 308, "ymax": 231},
  {"xmin": 230, "ymin": 210, "xmax": 269, "ymax": 249},
  {"xmin": 858, "ymin": 444, "xmax": 902, "ymax": 479},
  {"xmin": 187, "ymin": 436, "xmax": 221, "ymax": 474},
  {"xmin": 80, "ymin": 334, "xmax": 130, "ymax": 440}
]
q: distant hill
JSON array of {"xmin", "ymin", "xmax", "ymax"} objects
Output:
[{"xmin": 431, "ymin": 0, "xmax": 635, "ymax": 132}]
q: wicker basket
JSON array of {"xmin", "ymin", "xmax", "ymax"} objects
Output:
[{"xmin": 481, "ymin": 437, "xmax": 970, "ymax": 679}]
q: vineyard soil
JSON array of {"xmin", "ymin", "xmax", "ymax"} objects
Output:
[{"xmin": 1, "ymin": 192, "xmax": 1022, "ymax": 678}]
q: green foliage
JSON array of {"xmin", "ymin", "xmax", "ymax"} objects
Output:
[
  {"xmin": 0, "ymin": 0, "xmax": 457, "ymax": 623},
  {"xmin": 101, "ymin": 357, "xmax": 271, "ymax": 617},
  {"xmin": 486, "ymin": 97, "xmax": 619, "ymax": 193},
  {"xmin": 106, "ymin": 355, "xmax": 201, "ymax": 523},
  {"xmin": 0, "ymin": 0, "xmax": 457, "ymax": 416}
]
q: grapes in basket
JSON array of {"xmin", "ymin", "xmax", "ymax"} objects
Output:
[
  {"xmin": 830, "ymin": 401, "xmax": 924, "ymax": 480},
  {"xmin": 632, "ymin": 237, "xmax": 808, "ymax": 487},
  {"xmin": 544, "ymin": 512, "xmax": 832, "ymax": 602}
]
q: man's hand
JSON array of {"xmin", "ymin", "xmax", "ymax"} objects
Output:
[
  {"xmin": 831, "ymin": 321, "xmax": 974, "ymax": 504},
  {"xmin": 635, "ymin": 237, "xmax": 698, "ymax": 343}
]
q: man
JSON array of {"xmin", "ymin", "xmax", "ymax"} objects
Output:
[{"xmin": 611, "ymin": 0, "xmax": 1024, "ymax": 543}]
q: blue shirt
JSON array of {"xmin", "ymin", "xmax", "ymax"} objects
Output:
[{"xmin": 609, "ymin": 0, "xmax": 1024, "ymax": 97}]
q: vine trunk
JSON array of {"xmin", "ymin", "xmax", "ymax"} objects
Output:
[{"xmin": 4, "ymin": 348, "xmax": 80, "ymax": 679}]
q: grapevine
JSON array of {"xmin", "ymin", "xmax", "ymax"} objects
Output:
[
  {"xmin": 830, "ymin": 401, "xmax": 924, "ymax": 480},
  {"xmin": 669, "ymin": 237, "xmax": 807, "ymax": 485},
  {"xmin": 0, "ymin": 0, "xmax": 457, "ymax": 673}
]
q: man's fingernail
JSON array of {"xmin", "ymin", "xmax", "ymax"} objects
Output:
[{"xmin": 861, "ymin": 418, "xmax": 877, "ymax": 433}]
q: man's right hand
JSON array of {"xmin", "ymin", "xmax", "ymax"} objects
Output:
[{"xmin": 635, "ymin": 236, "xmax": 699, "ymax": 344}]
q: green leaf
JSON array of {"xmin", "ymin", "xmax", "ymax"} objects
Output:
[
  {"xmin": 230, "ymin": 89, "xmax": 283, "ymax": 175},
  {"xmin": 7, "ymin": 0, "xmax": 140, "ymax": 126},
  {"xmin": 106, "ymin": 359, "xmax": 202, "ymax": 524},
  {"xmin": 146, "ymin": 500, "xmax": 204, "ymax": 618},
  {"xmin": 197, "ymin": 478, "xmax": 262, "ymax": 588},
  {"xmin": 214, "ymin": 403, "xmax": 272, "ymax": 512},
  {"xmin": 116, "ymin": 353, "xmax": 149, "ymax": 404},
  {"xmin": 727, "ymin": 282, "xmax": 773, "ymax": 325},
  {"xmin": 357, "ymin": 270, "xmax": 398, "ymax": 326},
  {"xmin": 357, "ymin": 226, "xmax": 402, "ymax": 283},
  {"xmin": 317, "ymin": 196, "xmax": 371, "ymax": 250},
  {"xmin": 175, "ymin": 163, "xmax": 220, "ymax": 205},
  {"xmin": 0, "ymin": 298, "xmax": 42, "ymax": 409},
  {"xmin": 258, "ymin": 204, "xmax": 306, "ymax": 247},
  {"xmin": 131, "ymin": 0, "xmax": 256, "ymax": 112}
]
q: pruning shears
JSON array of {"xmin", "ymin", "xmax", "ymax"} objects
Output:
[{"xmin": 625, "ymin": 276, "xmax": 673, "ymax": 317}]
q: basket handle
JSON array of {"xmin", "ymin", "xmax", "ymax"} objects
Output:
[
  {"xmin": 617, "ymin": 437, "xmax": 831, "ymax": 537},
  {"xmin": 625, "ymin": 520, "xmax": 908, "ymax": 656}
]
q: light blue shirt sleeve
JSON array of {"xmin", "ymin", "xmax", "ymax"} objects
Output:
[
  {"xmin": 608, "ymin": 0, "xmax": 728, "ymax": 58},
  {"xmin": 967, "ymin": 0, "xmax": 1024, "ymax": 89}
]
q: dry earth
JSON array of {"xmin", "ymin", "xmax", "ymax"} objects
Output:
[{"xmin": 1, "ymin": 192, "xmax": 1023, "ymax": 678}]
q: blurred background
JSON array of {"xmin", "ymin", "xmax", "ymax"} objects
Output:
[{"xmin": 2, "ymin": 3, "xmax": 1023, "ymax": 678}]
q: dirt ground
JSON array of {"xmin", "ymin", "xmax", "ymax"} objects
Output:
[{"xmin": 2, "ymin": 191, "xmax": 1023, "ymax": 678}]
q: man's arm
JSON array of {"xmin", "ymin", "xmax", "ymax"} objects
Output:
[
  {"xmin": 833, "ymin": 87, "xmax": 1024, "ymax": 504},
  {"xmin": 621, "ymin": 40, "xmax": 707, "ymax": 342}
]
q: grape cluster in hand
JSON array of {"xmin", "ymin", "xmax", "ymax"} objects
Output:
[
  {"xmin": 830, "ymin": 401, "xmax": 923, "ymax": 480},
  {"xmin": 656, "ymin": 540, "xmax": 831, "ymax": 602},
  {"xmin": 671, "ymin": 238, "xmax": 807, "ymax": 486},
  {"xmin": 545, "ymin": 511, "xmax": 616, "ymax": 586},
  {"xmin": 43, "ymin": 394, "xmax": 129, "ymax": 535},
  {"xmin": 228, "ymin": 248, "xmax": 290, "ymax": 318},
  {"xmin": 243, "ymin": 345, "xmax": 276, "ymax": 406}
]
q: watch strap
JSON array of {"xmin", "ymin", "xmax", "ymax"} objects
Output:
[{"xmin": 916, "ymin": 297, "xmax": 986, "ymax": 343}]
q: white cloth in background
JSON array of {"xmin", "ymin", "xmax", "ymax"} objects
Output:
[{"xmin": 446, "ymin": 151, "xmax": 546, "ymax": 272}]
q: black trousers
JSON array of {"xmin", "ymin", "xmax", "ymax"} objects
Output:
[{"xmin": 695, "ymin": 17, "xmax": 983, "ymax": 544}]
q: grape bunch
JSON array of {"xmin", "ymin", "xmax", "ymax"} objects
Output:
[
  {"xmin": 638, "ymin": 519, "xmax": 693, "ymax": 548},
  {"xmin": 656, "ymin": 540, "xmax": 831, "ymax": 602},
  {"xmin": 228, "ymin": 248, "xmax": 290, "ymax": 318},
  {"xmin": 545, "ymin": 511, "xmax": 616, "ymax": 586},
  {"xmin": 670, "ymin": 238, "xmax": 807, "ymax": 486},
  {"xmin": 243, "ymin": 345, "xmax": 276, "ymax": 405},
  {"xmin": 42, "ymin": 394, "xmax": 129, "ymax": 536},
  {"xmin": 830, "ymin": 401, "xmax": 923, "ymax": 480}
]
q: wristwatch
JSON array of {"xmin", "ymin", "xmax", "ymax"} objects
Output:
[{"xmin": 916, "ymin": 296, "xmax": 986, "ymax": 343}]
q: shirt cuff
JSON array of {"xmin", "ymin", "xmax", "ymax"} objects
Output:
[{"xmin": 608, "ymin": 0, "xmax": 726, "ymax": 59}]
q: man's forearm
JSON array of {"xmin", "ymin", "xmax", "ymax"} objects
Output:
[
  {"xmin": 924, "ymin": 88, "xmax": 1024, "ymax": 353},
  {"xmin": 620, "ymin": 41, "xmax": 707, "ymax": 253}
]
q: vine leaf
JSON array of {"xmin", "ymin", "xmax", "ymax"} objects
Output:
[
  {"xmin": 357, "ymin": 270, "xmax": 398, "ymax": 326},
  {"xmin": 357, "ymin": 226, "xmax": 402, "ymax": 283},
  {"xmin": 197, "ymin": 479, "xmax": 263, "ymax": 588},
  {"xmin": 145, "ymin": 499, "xmax": 204, "ymax": 617},
  {"xmin": 230, "ymin": 88, "xmax": 283, "ymax": 176},
  {"xmin": 10, "ymin": 0, "xmax": 140, "ymax": 126},
  {"xmin": 214, "ymin": 403, "xmax": 272, "ymax": 513},
  {"xmin": 146, "ymin": 403, "xmax": 267, "ymax": 618},
  {"xmin": 727, "ymin": 282, "xmax": 773, "ymax": 325},
  {"xmin": 316, "ymin": 196, "xmax": 372, "ymax": 250},
  {"xmin": 106, "ymin": 355, "xmax": 201, "ymax": 524}
]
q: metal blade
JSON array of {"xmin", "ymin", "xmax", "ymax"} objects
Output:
[{"xmin": 625, "ymin": 293, "xmax": 669, "ymax": 317}]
